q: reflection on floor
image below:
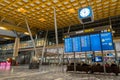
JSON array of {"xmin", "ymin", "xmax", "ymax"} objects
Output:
[{"xmin": 0, "ymin": 65, "xmax": 119, "ymax": 80}]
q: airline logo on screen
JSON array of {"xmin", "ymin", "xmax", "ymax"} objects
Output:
[{"xmin": 102, "ymin": 39, "xmax": 112, "ymax": 46}]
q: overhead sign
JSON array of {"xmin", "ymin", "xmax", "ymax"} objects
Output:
[
  {"xmin": 73, "ymin": 37, "xmax": 81, "ymax": 52},
  {"xmin": 101, "ymin": 32, "xmax": 114, "ymax": 50},
  {"xmin": 64, "ymin": 38, "xmax": 73, "ymax": 53},
  {"xmin": 64, "ymin": 25, "xmax": 110, "ymax": 37}
]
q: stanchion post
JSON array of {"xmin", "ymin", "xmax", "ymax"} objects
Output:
[
  {"xmin": 101, "ymin": 50, "xmax": 106, "ymax": 74},
  {"xmin": 74, "ymin": 52, "xmax": 76, "ymax": 72}
]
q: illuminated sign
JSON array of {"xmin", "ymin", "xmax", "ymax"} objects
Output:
[
  {"xmin": 64, "ymin": 38, "xmax": 73, "ymax": 53},
  {"xmin": 101, "ymin": 32, "xmax": 114, "ymax": 50},
  {"xmin": 90, "ymin": 34, "xmax": 101, "ymax": 51},
  {"xmin": 73, "ymin": 37, "xmax": 81, "ymax": 52},
  {"xmin": 81, "ymin": 35, "xmax": 90, "ymax": 51}
]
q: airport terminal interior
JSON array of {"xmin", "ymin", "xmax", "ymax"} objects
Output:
[{"xmin": 0, "ymin": 0, "xmax": 120, "ymax": 80}]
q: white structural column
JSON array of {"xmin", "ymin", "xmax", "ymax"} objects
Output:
[
  {"xmin": 13, "ymin": 37, "xmax": 20, "ymax": 57},
  {"xmin": 41, "ymin": 30, "xmax": 48, "ymax": 64},
  {"xmin": 25, "ymin": 17, "xmax": 37, "ymax": 57},
  {"xmin": 53, "ymin": 7, "xmax": 59, "ymax": 63}
]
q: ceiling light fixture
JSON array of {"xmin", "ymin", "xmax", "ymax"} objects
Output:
[
  {"xmin": 0, "ymin": 27, "xmax": 7, "ymax": 30},
  {"xmin": 4, "ymin": 37, "xmax": 11, "ymax": 40},
  {"xmin": 67, "ymin": 8, "xmax": 75, "ymax": 13},
  {"xmin": 17, "ymin": 8, "xmax": 27, "ymax": 13},
  {"xmin": 39, "ymin": 18, "xmax": 46, "ymax": 22},
  {"xmin": 24, "ymin": 32, "xmax": 29, "ymax": 35}
]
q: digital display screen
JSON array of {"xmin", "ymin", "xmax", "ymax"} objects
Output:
[
  {"xmin": 87, "ymin": 54, "xmax": 93, "ymax": 58},
  {"xmin": 92, "ymin": 56, "xmax": 103, "ymax": 62},
  {"xmin": 107, "ymin": 53, "xmax": 114, "ymax": 57},
  {"xmin": 100, "ymin": 32, "xmax": 114, "ymax": 50},
  {"xmin": 64, "ymin": 38, "xmax": 73, "ymax": 53},
  {"xmin": 95, "ymin": 56, "xmax": 103, "ymax": 62},
  {"xmin": 72, "ymin": 37, "xmax": 81, "ymax": 52},
  {"xmin": 81, "ymin": 35, "xmax": 91, "ymax": 51},
  {"xmin": 90, "ymin": 34, "xmax": 101, "ymax": 51}
]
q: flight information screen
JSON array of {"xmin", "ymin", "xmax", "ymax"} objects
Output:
[
  {"xmin": 64, "ymin": 38, "xmax": 73, "ymax": 53},
  {"xmin": 81, "ymin": 35, "xmax": 91, "ymax": 51},
  {"xmin": 100, "ymin": 32, "xmax": 114, "ymax": 50},
  {"xmin": 92, "ymin": 56, "xmax": 103, "ymax": 62},
  {"xmin": 90, "ymin": 34, "xmax": 101, "ymax": 51},
  {"xmin": 73, "ymin": 37, "xmax": 81, "ymax": 52}
]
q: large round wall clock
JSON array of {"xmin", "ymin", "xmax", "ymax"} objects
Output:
[
  {"xmin": 78, "ymin": 6, "xmax": 94, "ymax": 24},
  {"xmin": 80, "ymin": 8, "xmax": 90, "ymax": 18}
]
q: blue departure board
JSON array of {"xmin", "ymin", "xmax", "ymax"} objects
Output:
[
  {"xmin": 72, "ymin": 37, "xmax": 81, "ymax": 52},
  {"xmin": 64, "ymin": 38, "xmax": 73, "ymax": 53},
  {"xmin": 90, "ymin": 34, "xmax": 101, "ymax": 51},
  {"xmin": 81, "ymin": 35, "xmax": 91, "ymax": 51},
  {"xmin": 100, "ymin": 32, "xmax": 114, "ymax": 50}
]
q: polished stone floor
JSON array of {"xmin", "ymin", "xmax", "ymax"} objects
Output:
[{"xmin": 0, "ymin": 65, "xmax": 119, "ymax": 80}]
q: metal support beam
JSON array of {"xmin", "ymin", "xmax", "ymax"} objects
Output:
[
  {"xmin": 0, "ymin": 17, "xmax": 5, "ymax": 22},
  {"xmin": 17, "ymin": 22, "xmax": 22, "ymax": 26},
  {"xmin": 67, "ymin": 25, "xmax": 71, "ymax": 33},
  {"xmin": 53, "ymin": 7, "xmax": 59, "ymax": 64},
  {"xmin": 41, "ymin": 30, "xmax": 48, "ymax": 65},
  {"xmin": 25, "ymin": 17, "xmax": 37, "ymax": 57}
]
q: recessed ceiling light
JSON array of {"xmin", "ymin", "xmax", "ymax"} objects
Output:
[
  {"xmin": 66, "ymin": 5, "xmax": 71, "ymax": 8},
  {"xmin": 31, "ymin": 9, "xmax": 35, "ymax": 12},
  {"xmin": 96, "ymin": 0, "xmax": 101, "ymax": 3},
  {"xmin": 64, "ymin": 1, "xmax": 68, "ymax": 5},
  {"xmin": 24, "ymin": 32, "xmax": 29, "ymax": 35},
  {"xmin": 73, "ymin": 3, "xmax": 78, "ymax": 6},
  {"xmin": 47, "ymin": 2, "xmax": 51, "ymax": 6},
  {"xmin": 23, "ymin": 0, "xmax": 28, "ymax": 2},
  {"xmin": 17, "ymin": 8, "xmax": 27, "ymax": 13},
  {"xmin": 35, "ymin": 1, "xmax": 40, "ymax": 4},
  {"xmin": 41, "ymin": 5, "xmax": 45, "ymax": 8},
  {"xmin": 25, "ymin": 6, "xmax": 30, "ymax": 9},
  {"xmin": 67, "ymin": 8, "xmax": 75, "ymax": 13},
  {"xmin": 47, "ymin": 8, "xmax": 50, "ymax": 11},
  {"xmin": 0, "ymin": 27, "xmax": 7, "ymax": 30},
  {"xmin": 53, "ymin": 0, "xmax": 58, "ymax": 3},
  {"xmin": 4, "ymin": 37, "xmax": 11, "ymax": 40},
  {"xmin": 112, "ymin": 0, "xmax": 117, "ymax": 2},
  {"xmin": 57, "ymin": 4, "xmax": 62, "ymax": 7},
  {"xmin": 17, "ymin": 2, "xmax": 23, "ymax": 5},
  {"xmin": 104, "ymin": 2, "xmax": 109, "ymax": 4},
  {"xmin": 13, "ymin": 4, "xmax": 18, "ymax": 7},
  {"xmin": 70, "ymin": 0, "xmax": 75, "ymax": 2},
  {"xmin": 36, "ymin": 7, "xmax": 40, "ymax": 10},
  {"xmin": 39, "ymin": 18, "xmax": 46, "ymax": 22},
  {"xmin": 4, "ymin": 0, "xmax": 10, "ymax": 4},
  {"xmin": 30, "ymin": 3, "xmax": 35, "ymax": 6},
  {"xmin": 41, "ymin": 10, "xmax": 45, "ymax": 12},
  {"xmin": 0, "ymin": 3, "xmax": 5, "ymax": 6},
  {"xmin": 42, "ymin": 0, "xmax": 46, "ymax": 2}
]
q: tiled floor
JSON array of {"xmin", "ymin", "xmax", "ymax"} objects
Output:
[{"xmin": 0, "ymin": 65, "xmax": 119, "ymax": 80}]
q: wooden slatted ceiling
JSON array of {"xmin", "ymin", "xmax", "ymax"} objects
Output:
[{"xmin": 0, "ymin": 0, "xmax": 120, "ymax": 30}]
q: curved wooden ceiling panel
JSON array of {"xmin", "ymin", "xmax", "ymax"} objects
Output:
[{"xmin": 0, "ymin": 0, "xmax": 120, "ymax": 30}]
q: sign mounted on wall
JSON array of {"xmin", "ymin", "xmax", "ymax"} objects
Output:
[{"xmin": 78, "ymin": 6, "xmax": 94, "ymax": 24}]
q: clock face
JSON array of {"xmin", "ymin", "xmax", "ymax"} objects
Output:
[{"xmin": 80, "ymin": 8, "xmax": 90, "ymax": 18}]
